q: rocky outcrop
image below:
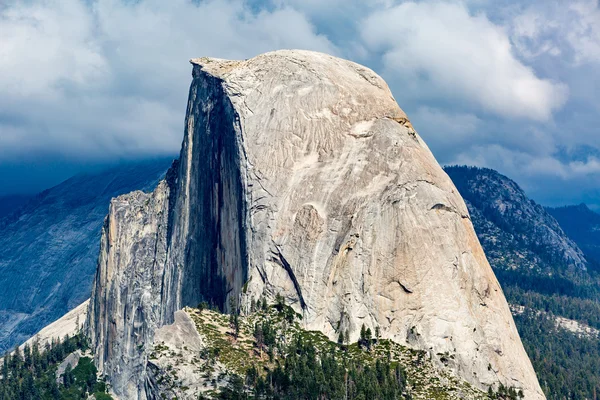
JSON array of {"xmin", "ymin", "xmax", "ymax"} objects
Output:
[
  {"xmin": 145, "ymin": 310, "xmax": 227, "ymax": 399},
  {"xmin": 55, "ymin": 350, "xmax": 85, "ymax": 384},
  {"xmin": 87, "ymin": 50, "xmax": 544, "ymax": 399},
  {"xmin": 0, "ymin": 159, "xmax": 171, "ymax": 353}
]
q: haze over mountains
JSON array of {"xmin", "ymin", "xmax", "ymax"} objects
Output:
[
  {"xmin": 547, "ymin": 204, "xmax": 600, "ymax": 269},
  {"xmin": 0, "ymin": 159, "xmax": 173, "ymax": 353},
  {"xmin": 0, "ymin": 195, "xmax": 33, "ymax": 219}
]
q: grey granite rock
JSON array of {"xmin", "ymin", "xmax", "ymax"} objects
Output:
[
  {"xmin": 87, "ymin": 50, "xmax": 544, "ymax": 399},
  {"xmin": 0, "ymin": 159, "xmax": 171, "ymax": 353}
]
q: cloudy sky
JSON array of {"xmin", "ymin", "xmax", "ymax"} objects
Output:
[{"xmin": 1, "ymin": 0, "xmax": 599, "ymax": 209}]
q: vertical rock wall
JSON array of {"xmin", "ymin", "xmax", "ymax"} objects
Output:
[
  {"xmin": 87, "ymin": 50, "xmax": 545, "ymax": 399},
  {"xmin": 87, "ymin": 69, "xmax": 248, "ymax": 398},
  {"xmin": 87, "ymin": 178, "xmax": 173, "ymax": 398},
  {"xmin": 160, "ymin": 64, "xmax": 247, "ymax": 318}
]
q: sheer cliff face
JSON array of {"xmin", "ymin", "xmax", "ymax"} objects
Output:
[{"xmin": 87, "ymin": 50, "xmax": 544, "ymax": 399}]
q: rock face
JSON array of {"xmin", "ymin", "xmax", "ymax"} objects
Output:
[
  {"xmin": 22, "ymin": 300, "xmax": 88, "ymax": 351},
  {"xmin": 0, "ymin": 159, "xmax": 172, "ymax": 353},
  {"xmin": 145, "ymin": 310, "xmax": 223, "ymax": 399},
  {"xmin": 87, "ymin": 50, "xmax": 544, "ymax": 399}
]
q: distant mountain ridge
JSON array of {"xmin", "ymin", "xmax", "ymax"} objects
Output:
[
  {"xmin": 445, "ymin": 165, "xmax": 600, "ymax": 399},
  {"xmin": 445, "ymin": 166, "xmax": 587, "ymax": 274},
  {"xmin": 547, "ymin": 204, "xmax": 600, "ymax": 270},
  {"xmin": 0, "ymin": 158, "xmax": 173, "ymax": 353},
  {"xmin": 0, "ymin": 194, "xmax": 34, "ymax": 219}
]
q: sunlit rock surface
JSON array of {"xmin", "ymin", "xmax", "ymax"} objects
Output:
[{"xmin": 87, "ymin": 50, "xmax": 544, "ymax": 399}]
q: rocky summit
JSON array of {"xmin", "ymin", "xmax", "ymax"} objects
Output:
[{"xmin": 82, "ymin": 50, "xmax": 544, "ymax": 399}]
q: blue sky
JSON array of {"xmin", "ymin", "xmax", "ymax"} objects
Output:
[{"xmin": 1, "ymin": 0, "xmax": 599, "ymax": 209}]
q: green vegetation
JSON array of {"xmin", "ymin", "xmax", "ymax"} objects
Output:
[
  {"xmin": 0, "ymin": 333, "xmax": 111, "ymax": 400},
  {"xmin": 495, "ymin": 271, "xmax": 600, "ymax": 399},
  {"xmin": 514, "ymin": 309, "xmax": 600, "ymax": 400},
  {"xmin": 147, "ymin": 296, "xmax": 524, "ymax": 400},
  {"xmin": 504, "ymin": 283, "xmax": 600, "ymax": 330},
  {"xmin": 219, "ymin": 335, "xmax": 409, "ymax": 400},
  {"xmin": 445, "ymin": 165, "xmax": 600, "ymax": 399}
]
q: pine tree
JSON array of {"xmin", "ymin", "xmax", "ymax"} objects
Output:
[
  {"xmin": 10, "ymin": 346, "xmax": 22, "ymax": 372},
  {"xmin": 275, "ymin": 293, "xmax": 285, "ymax": 310},
  {"xmin": 254, "ymin": 323, "xmax": 264, "ymax": 356},
  {"xmin": 23, "ymin": 343, "xmax": 32, "ymax": 369},
  {"xmin": 2, "ymin": 356, "xmax": 9, "ymax": 380},
  {"xmin": 63, "ymin": 363, "xmax": 73, "ymax": 388},
  {"xmin": 31, "ymin": 341, "xmax": 41, "ymax": 378},
  {"xmin": 233, "ymin": 313, "xmax": 240, "ymax": 339},
  {"xmin": 21, "ymin": 371, "xmax": 36, "ymax": 400}
]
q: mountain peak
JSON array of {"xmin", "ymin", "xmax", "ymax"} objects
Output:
[
  {"xmin": 84, "ymin": 52, "xmax": 543, "ymax": 399},
  {"xmin": 445, "ymin": 165, "xmax": 587, "ymax": 273}
]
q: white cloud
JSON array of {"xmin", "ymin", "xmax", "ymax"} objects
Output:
[
  {"xmin": 361, "ymin": 1, "xmax": 568, "ymax": 121},
  {"xmin": 0, "ymin": 0, "xmax": 107, "ymax": 99},
  {"xmin": 509, "ymin": 0, "xmax": 600, "ymax": 65},
  {"xmin": 565, "ymin": 0, "xmax": 600, "ymax": 64},
  {"xmin": 409, "ymin": 106, "xmax": 482, "ymax": 162},
  {"xmin": 451, "ymin": 143, "xmax": 600, "ymax": 182},
  {"xmin": 511, "ymin": 10, "xmax": 562, "ymax": 58},
  {"xmin": 0, "ymin": 0, "xmax": 336, "ymax": 162},
  {"xmin": 413, "ymin": 107, "xmax": 481, "ymax": 138}
]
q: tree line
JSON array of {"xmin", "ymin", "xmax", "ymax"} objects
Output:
[{"xmin": 0, "ymin": 333, "xmax": 111, "ymax": 400}]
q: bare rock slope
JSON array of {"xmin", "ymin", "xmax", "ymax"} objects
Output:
[{"xmin": 87, "ymin": 50, "xmax": 544, "ymax": 399}]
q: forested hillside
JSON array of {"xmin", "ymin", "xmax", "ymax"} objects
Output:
[
  {"xmin": 2, "ymin": 298, "xmax": 523, "ymax": 400},
  {"xmin": 547, "ymin": 204, "xmax": 600, "ymax": 269},
  {"xmin": 0, "ymin": 333, "xmax": 111, "ymax": 400},
  {"xmin": 446, "ymin": 166, "xmax": 600, "ymax": 399}
]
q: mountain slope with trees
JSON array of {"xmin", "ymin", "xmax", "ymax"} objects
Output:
[
  {"xmin": 445, "ymin": 165, "xmax": 600, "ymax": 399},
  {"xmin": 547, "ymin": 204, "xmax": 600, "ymax": 269}
]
